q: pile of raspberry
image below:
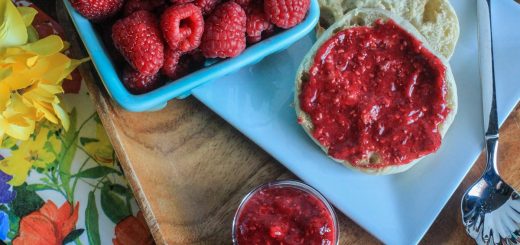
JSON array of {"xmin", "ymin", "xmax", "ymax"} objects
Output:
[{"xmin": 70, "ymin": 0, "xmax": 311, "ymax": 94}]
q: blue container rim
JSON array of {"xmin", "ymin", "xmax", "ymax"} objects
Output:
[{"xmin": 63, "ymin": 0, "xmax": 320, "ymax": 112}]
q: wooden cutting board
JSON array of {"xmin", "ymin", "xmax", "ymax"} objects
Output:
[{"xmin": 54, "ymin": 1, "xmax": 520, "ymax": 244}]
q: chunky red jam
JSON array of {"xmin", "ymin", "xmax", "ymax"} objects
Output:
[
  {"xmin": 299, "ymin": 19, "xmax": 449, "ymax": 167},
  {"xmin": 235, "ymin": 186, "xmax": 336, "ymax": 245}
]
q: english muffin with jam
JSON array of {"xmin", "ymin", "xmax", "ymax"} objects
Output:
[{"xmin": 295, "ymin": 8, "xmax": 457, "ymax": 174}]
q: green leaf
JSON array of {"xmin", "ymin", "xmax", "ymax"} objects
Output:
[
  {"xmin": 7, "ymin": 214, "xmax": 19, "ymax": 240},
  {"xmin": 26, "ymin": 184, "xmax": 55, "ymax": 192},
  {"xmin": 100, "ymin": 183, "xmax": 131, "ymax": 224},
  {"xmin": 85, "ymin": 191, "xmax": 100, "ymax": 245},
  {"xmin": 40, "ymin": 177, "xmax": 52, "ymax": 186},
  {"xmin": 1, "ymin": 206, "xmax": 20, "ymax": 240},
  {"xmin": 0, "ymin": 136, "xmax": 16, "ymax": 148},
  {"xmin": 62, "ymin": 228, "xmax": 84, "ymax": 244},
  {"xmin": 12, "ymin": 183, "xmax": 44, "ymax": 217},
  {"xmin": 80, "ymin": 137, "xmax": 99, "ymax": 146},
  {"xmin": 43, "ymin": 141, "xmax": 57, "ymax": 156},
  {"xmin": 93, "ymin": 114, "xmax": 101, "ymax": 124},
  {"xmin": 72, "ymin": 166, "xmax": 119, "ymax": 179},
  {"xmin": 108, "ymin": 184, "xmax": 132, "ymax": 198},
  {"xmin": 58, "ymin": 109, "xmax": 77, "ymax": 197},
  {"xmin": 27, "ymin": 25, "xmax": 38, "ymax": 42}
]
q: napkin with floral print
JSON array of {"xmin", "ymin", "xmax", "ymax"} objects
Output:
[{"xmin": 0, "ymin": 1, "xmax": 154, "ymax": 244}]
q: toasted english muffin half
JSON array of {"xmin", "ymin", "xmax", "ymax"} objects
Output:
[
  {"xmin": 295, "ymin": 8, "xmax": 458, "ymax": 175},
  {"xmin": 318, "ymin": 0, "xmax": 459, "ymax": 59}
]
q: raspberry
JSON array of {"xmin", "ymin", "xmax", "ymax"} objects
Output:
[
  {"xmin": 264, "ymin": 0, "xmax": 310, "ymax": 28},
  {"xmin": 170, "ymin": 0, "xmax": 194, "ymax": 3},
  {"xmin": 246, "ymin": 2, "xmax": 274, "ymax": 43},
  {"xmin": 70, "ymin": 0, "xmax": 124, "ymax": 21},
  {"xmin": 112, "ymin": 11, "xmax": 164, "ymax": 75},
  {"xmin": 193, "ymin": 0, "xmax": 221, "ymax": 15},
  {"xmin": 122, "ymin": 66, "xmax": 163, "ymax": 94},
  {"xmin": 201, "ymin": 2, "xmax": 246, "ymax": 58},
  {"xmin": 161, "ymin": 48, "xmax": 182, "ymax": 79},
  {"xmin": 123, "ymin": 0, "xmax": 166, "ymax": 16},
  {"xmin": 234, "ymin": 0, "xmax": 251, "ymax": 9},
  {"xmin": 161, "ymin": 4, "xmax": 204, "ymax": 52},
  {"xmin": 162, "ymin": 48, "xmax": 205, "ymax": 79}
]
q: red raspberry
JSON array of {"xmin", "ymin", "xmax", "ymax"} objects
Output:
[
  {"xmin": 161, "ymin": 48, "xmax": 182, "ymax": 79},
  {"xmin": 162, "ymin": 48, "xmax": 205, "ymax": 79},
  {"xmin": 193, "ymin": 0, "xmax": 221, "ymax": 15},
  {"xmin": 122, "ymin": 66, "xmax": 164, "ymax": 94},
  {"xmin": 161, "ymin": 4, "xmax": 204, "ymax": 52},
  {"xmin": 234, "ymin": 0, "xmax": 251, "ymax": 8},
  {"xmin": 264, "ymin": 0, "xmax": 310, "ymax": 28},
  {"xmin": 170, "ymin": 0, "xmax": 194, "ymax": 3},
  {"xmin": 112, "ymin": 11, "xmax": 165, "ymax": 75},
  {"xmin": 246, "ymin": 2, "xmax": 274, "ymax": 43},
  {"xmin": 201, "ymin": 2, "xmax": 246, "ymax": 58},
  {"xmin": 70, "ymin": 0, "xmax": 124, "ymax": 21},
  {"xmin": 123, "ymin": 0, "xmax": 166, "ymax": 16}
]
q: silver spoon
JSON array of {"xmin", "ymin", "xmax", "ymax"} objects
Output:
[{"xmin": 461, "ymin": 0, "xmax": 520, "ymax": 244}]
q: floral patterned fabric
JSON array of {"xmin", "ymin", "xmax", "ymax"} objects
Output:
[
  {"xmin": 0, "ymin": 1, "xmax": 154, "ymax": 244},
  {"xmin": 0, "ymin": 88, "xmax": 154, "ymax": 245}
]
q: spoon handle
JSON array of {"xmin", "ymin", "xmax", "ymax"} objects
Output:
[
  {"xmin": 484, "ymin": 137, "xmax": 500, "ymax": 181},
  {"xmin": 477, "ymin": 0, "xmax": 499, "ymax": 173}
]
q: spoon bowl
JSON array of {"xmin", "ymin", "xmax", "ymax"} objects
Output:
[{"xmin": 462, "ymin": 168, "xmax": 520, "ymax": 244}]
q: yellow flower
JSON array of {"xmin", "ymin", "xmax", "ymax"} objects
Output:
[
  {"xmin": 0, "ymin": 0, "xmax": 34, "ymax": 47},
  {"xmin": 0, "ymin": 135, "xmax": 16, "ymax": 149},
  {"xmin": 0, "ymin": 92, "xmax": 36, "ymax": 142},
  {"xmin": 0, "ymin": 123, "xmax": 61, "ymax": 186},
  {"xmin": 84, "ymin": 121, "xmax": 114, "ymax": 166},
  {"xmin": 0, "ymin": 1, "xmax": 88, "ymax": 143}
]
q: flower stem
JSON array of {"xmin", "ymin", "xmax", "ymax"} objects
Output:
[
  {"xmin": 42, "ymin": 171, "xmax": 68, "ymax": 199},
  {"xmin": 58, "ymin": 112, "xmax": 96, "ymax": 199},
  {"xmin": 75, "ymin": 237, "xmax": 84, "ymax": 245},
  {"xmin": 70, "ymin": 156, "xmax": 91, "ymax": 204}
]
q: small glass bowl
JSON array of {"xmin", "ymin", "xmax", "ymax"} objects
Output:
[{"xmin": 232, "ymin": 180, "xmax": 339, "ymax": 245}]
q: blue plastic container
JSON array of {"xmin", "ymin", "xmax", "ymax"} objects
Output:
[{"xmin": 63, "ymin": 0, "xmax": 320, "ymax": 112}]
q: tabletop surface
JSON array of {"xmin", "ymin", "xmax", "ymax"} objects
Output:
[
  {"xmin": 87, "ymin": 92, "xmax": 520, "ymax": 245},
  {"xmin": 51, "ymin": 1, "xmax": 520, "ymax": 244}
]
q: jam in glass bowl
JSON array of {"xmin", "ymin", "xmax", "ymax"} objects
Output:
[{"xmin": 233, "ymin": 180, "xmax": 339, "ymax": 244}]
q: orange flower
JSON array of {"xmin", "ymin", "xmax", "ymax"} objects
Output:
[
  {"xmin": 13, "ymin": 200, "xmax": 79, "ymax": 245},
  {"xmin": 113, "ymin": 211, "xmax": 155, "ymax": 245}
]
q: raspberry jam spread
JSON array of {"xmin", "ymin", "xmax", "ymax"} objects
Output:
[
  {"xmin": 234, "ymin": 182, "xmax": 337, "ymax": 245},
  {"xmin": 299, "ymin": 19, "xmax": 449, "ymax": 167}
]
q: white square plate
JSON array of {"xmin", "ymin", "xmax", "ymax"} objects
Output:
[{"xmin": 191, "ymin": 1, "xmax": 520, "ymax": 244}]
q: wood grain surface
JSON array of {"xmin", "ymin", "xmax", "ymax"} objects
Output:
[{"xmin": 53, "ymin": 1, "xmax": 520, "ymax": 244}]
